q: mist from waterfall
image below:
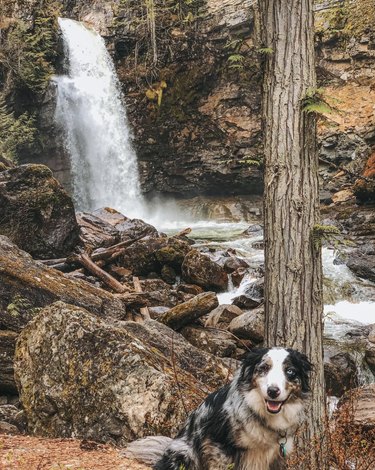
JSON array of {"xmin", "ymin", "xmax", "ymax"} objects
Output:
[{"xmin": 55, "ymin": 18, "xmax": 143, "ymax": 217}]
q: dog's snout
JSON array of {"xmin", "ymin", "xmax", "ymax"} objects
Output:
[{"xmin": 267, "ymin": 386, "xmax": 281, "ymax": 399}]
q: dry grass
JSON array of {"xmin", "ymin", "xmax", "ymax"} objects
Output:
[
  {"xmin": 0, "ymin": 434, "xmax": 150, "ymax": 470},
  {"xmin": 287, "ymin": 389, "xmax": 375, "ymax": 470}
]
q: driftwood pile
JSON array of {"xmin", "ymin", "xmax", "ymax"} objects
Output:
[
  {"xmin": 37, "ymin": 225, "xmax": 202, "ymax": 326},
  {"xmin": 39, "ymin": 233, "xmax": 152, "ymax": 320}
]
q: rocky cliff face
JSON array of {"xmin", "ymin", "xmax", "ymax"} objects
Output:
[{"xmin": 1, "ymin": 1, "xmax": 375, "ymax": 200}]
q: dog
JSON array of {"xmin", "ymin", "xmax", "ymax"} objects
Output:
[{"xmin": 154, "ymin": 347, "xmax": 312, "ymax": 470}]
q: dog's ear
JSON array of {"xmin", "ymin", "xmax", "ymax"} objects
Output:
[
  {"xmin": 287, "ymin": 349, "xmax": 313, "ymax": 393},
  {"xmin": 240, "ymin": 348, "xmax": 269, "ymax": 383}
]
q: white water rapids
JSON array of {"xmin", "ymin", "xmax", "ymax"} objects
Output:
[{"xmin": 55, "ymin": 18, "xmax": 143, "ymax": 217}]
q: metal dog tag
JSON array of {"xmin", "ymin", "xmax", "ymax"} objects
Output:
[{"xmin": 279, "ymin": 442, "xmax": 287, "ymax": 459}]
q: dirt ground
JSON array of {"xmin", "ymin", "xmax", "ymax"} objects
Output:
[{"xmin": 0, "ymin": 434, "xmax": 151, "ymax": 470}]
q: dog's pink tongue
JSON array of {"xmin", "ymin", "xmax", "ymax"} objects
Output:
[{"xmin": 267, "ymin": 401, "xmax": 282, "ymax": 412}]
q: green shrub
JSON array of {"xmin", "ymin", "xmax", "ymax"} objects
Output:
[{"xmin": 0, "ymin": 98, "xmax": 36, "ymax": 161}]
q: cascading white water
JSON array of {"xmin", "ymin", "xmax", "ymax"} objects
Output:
[{"xmin": 55, "ymin": 18, "xmax": 143, "ymax": 217}]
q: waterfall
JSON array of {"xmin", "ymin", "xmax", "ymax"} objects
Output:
[{"xmin": 55, "ymin": 18, "xmax": 143, "ymax": 217}]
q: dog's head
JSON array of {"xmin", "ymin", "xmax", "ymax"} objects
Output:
[{"xmin": 239, "ymin": 347, "xmax": 312, "ymax": 416}]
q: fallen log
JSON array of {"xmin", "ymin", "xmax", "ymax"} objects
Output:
[
  {"xmin": 158, "ymin": 292, "xmax": 218, "ymax": 330},
  {"xmin": 38, "ymin": 232, "xmax": 148, "ymax": 269},
  {"xmin": 76, "ymin": 253, "xmax": 131, "ymax": 294},
  {"xmin": 39, "ymin": 258, "xmax": 67, "ymax": 266},
  {"xmin": 90, "ymin": 233, "xmax": 149, "ymax": 262},
  {"xmin": 0, "ymin": 235, "xmax": 143, "ymax": 330}
]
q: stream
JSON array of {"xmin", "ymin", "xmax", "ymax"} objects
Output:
[
  {"xmin": 53, "ymin": 18, "xmax": 374, "ymax": 386},
  {"xmin": 153, "ymin": 195, "xmax": 375, "ymax": 385}
]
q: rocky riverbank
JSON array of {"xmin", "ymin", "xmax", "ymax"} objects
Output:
[{"xmin": 0, "ymin": 161, "xmax": 374, "ymax": 448}]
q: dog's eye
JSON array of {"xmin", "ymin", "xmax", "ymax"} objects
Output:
[
  {"xmin": 256, "ymin": 364, "xmax": 269, "ymax": 375},
  {"xmin": 286, "ymin": 368, "xmax": 297, "ymax": 380}
]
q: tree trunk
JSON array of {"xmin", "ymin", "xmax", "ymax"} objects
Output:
[{"xmin": 259, "ymin": 1, "xmax": 326, "ymax": 467}]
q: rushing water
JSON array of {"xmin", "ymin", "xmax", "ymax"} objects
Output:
[
  {"xmin": 159, "ymin": 204, "xmax": 375, "ymax": 334},
  {"xmin": 55, "ymin": 18, "xmax": 143, "ymax": 217},
  {"xmin": 53, "ymin": 18, "xmax": 374, "ymax": 383}
]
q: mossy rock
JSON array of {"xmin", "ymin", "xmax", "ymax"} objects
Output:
[{"xmin": 0, "ymin": 164, "xmax": 79, "ymax": 259}]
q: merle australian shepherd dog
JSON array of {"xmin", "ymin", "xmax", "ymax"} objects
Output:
[{"xmin": 154, "ymin": 347, "xmax": 312, "ymax": 470}]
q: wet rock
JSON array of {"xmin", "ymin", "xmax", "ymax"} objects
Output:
[
  {"xmin": 0, "ymin": 236, "xmax": 134, "ymax": 332},
  {"xmin": 231, "ymin": 267, "xmax": 247, "ymax": 287},
  {"xmin": 181, "ymin": 326, "xmax": 237, "ymax": 357},
  {"xmin": 139, "ymin": 279, "xmax": 181, "ymax": 308},
  {"xmin": 176, "ymin": 284, "xmax": 204, "ymax": 296},
  {"xmin": 205, "ymin": 304, "xmax": 243, "ymax": 329},
  {"xmin": 0, "ymin": 331, "xmax": 18, "ymax": 394},
  {"xmin": 346, "ymin": 249, "xmax": 375, "ymax": 282},
  {"xmin": 324, "ymin": 351, "xmax": 358, "ymax": 397},
  {"xmin": 232, "ymin": 295, "xmax": 261, "ymax": 309},
  {"xmin": 76, "ymin": 212, "xmax": 120, "ymax": 250},
  {"xmin": 121, "ymin": 237, "xmax": 191, "ymax": 276},
  {"xmin": 92, "ymin": 208, "xmax": 158, "ymax": 241},
  {"xmin": 223, "ymin": 256, "xmax": 249, "ymax": 273},
  {"xmin": 244, "ymin": 277, "xmax": 264, "ymax": 302},
  {"xmin": 182, "ymin": 250, "xmax": 228, "ymax": 291},
  {"xmin": 232, "ymin": 277, "xmax": 264, "ymax": 309},
  {"xmin": 15, "ymin": 302, "xmax": 228, "ymax": 443},
  {"xmin": 155, "ymin": 239, "xmax": 191, "ymax": 269},
  {"xmin": 242, "ymin": 224, "xmax": 263, "ymax": 236},
  {"xmin": 0, "ymin": 164, "xmax": 79, "ymax": 259},
  {"xmin": 228, "ymin": 307, "xmax": 264, "ymax": 343},
  {"xmin": 160, "ymin": 265, "xmax": 177, "ymax": 284}
]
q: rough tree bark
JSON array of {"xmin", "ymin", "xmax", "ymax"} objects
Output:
[{"xmin": 259, "ymin": 1, "xmax": 326, "ymax": 467}]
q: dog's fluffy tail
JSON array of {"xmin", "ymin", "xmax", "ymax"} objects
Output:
[{"xmin": 122, "ymin": 436, "xmax": 172, "ymax": 466}]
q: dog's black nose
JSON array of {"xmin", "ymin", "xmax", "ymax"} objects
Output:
[{"xmin": 267, "ymin": 386, "xmax": 280, "ymax": 399}]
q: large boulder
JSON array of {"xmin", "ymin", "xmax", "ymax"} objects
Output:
[
  {"xmin": 92, "ymin": 208, "xmax": 158, "ymax": 241},
  {"xmin": 14, "ymin": 302, "xmax": 229, "ymax": 443},
  {"xmin": 76, "ymin": 212, "xmax": 120, "ymax": 250},
  {"xmin": 0, "ymin": 236, "xmax": 135, "ymax": 332},
  {"xmin": 76, "ymin": 208, "xmax": 159, "ymax": 251},
  {"xmin": 182, "ymin": 250, "xmax": 228, "ymax": 291},
  {"xmin": 0, "ymin": 164, "xmax": 79, "ymax": 259}
]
